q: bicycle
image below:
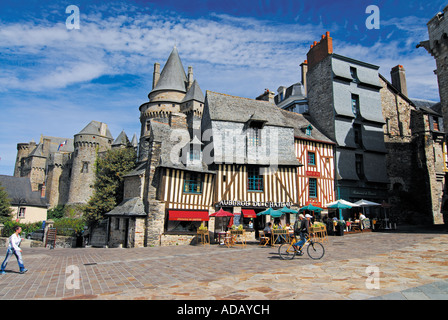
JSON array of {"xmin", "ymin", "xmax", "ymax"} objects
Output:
[{"xmin": 278, "ymin": 234, "xmax": 325, "ymax": 260}]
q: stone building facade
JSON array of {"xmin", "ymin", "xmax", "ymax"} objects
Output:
[
  {"xmin": 303, "ymin": 32, "xmax": 389, "ymax": 204},
  {"xmin": 275, "ymin": 32, "xmax": 447, "ymax": 225},
  {"xmin": 418, "ymin": 4, "xmax": 448, "ymax": 133},
  {"xmin": 380, "ymin": 68, "xmax": 447, "ymax": 225}
]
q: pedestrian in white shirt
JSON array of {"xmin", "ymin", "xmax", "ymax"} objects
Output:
[{"xmin": 1, "ymin": 226, "xmax": 28, "ymax": 274}]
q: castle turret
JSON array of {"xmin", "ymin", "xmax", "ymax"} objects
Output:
[
  {"xmin": 67, "ymin": 121, "xmax": 113, "ymax": 205},
  {"xmin": 138, "ymin": 46, "xmax": 190, "ymax": 162},
  {"xmin": 180, "ymin": 80, "xmax": 205, "ymax": 138}
]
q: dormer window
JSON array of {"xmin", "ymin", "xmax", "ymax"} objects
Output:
[
  {"xmin": 351, "ymin": 94, "xmax": 360, "ymax": 118},
  {"xmin": 350, "ymin": 67, "xmax": 359, "ymax": 83},
  {"xmin": 247, "ymin": 120, "xmax": 265, "ymax": 147},
  {"xmin": 189, "ymin": 147, "xmax": 201, "ymax": 162},
  {"xmin": 187, "ymin": 136, "xmax": 203, "ymax": 164},
  {"xmin": 304, "ymin": 125, "xmax": 313, "ymax": 136},
  {"xmin": 433, "ymin": 116, "xmax": 440, "ymax": 131}
]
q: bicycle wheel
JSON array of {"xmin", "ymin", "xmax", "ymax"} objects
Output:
[
  {"xmin": 278, "ymin": 243, "xmax": 296, "ymax": 260},
  {"xmin": 307, "ymin": 241, "xmax": 325, "ymax": 260}
]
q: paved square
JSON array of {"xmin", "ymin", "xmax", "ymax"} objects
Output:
[{"xmin": 0, "ymin": 227, "xmax": 447, "ymax": 300}]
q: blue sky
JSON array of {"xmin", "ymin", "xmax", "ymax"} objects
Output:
[{"xmin": 0, "ymin": 0, "xmax": 446, "ymax": 175}]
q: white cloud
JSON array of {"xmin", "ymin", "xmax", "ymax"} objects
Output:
[{"xmin": 0, "ymin": 5, "xmax": 441, "ymax": 175}]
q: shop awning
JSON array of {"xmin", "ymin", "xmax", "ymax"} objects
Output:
[
  {"xmin": 168, "ymin": 210, "xmax": 209, "ymax": 221},
  {"xmin": 242, "ymin": 209, "xmax": 257, "ymax": 218}
]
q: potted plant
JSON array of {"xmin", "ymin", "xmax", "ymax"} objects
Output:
[{"xmin": 198, "ymin": 223, "xmax": 208, "ymax": 233}]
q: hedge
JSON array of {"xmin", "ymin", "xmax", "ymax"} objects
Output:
[{"xmin": 1, "ymin": 220, "xmax": 43, "ymax": 237}]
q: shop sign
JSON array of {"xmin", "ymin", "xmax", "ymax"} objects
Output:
[
  {"xmin": 217, "ymin": 200, "xmax": 293, "ymax": 208},
  {"xmin": 306, "ymin": 171, "xmax": 321, "ymax": 177}
]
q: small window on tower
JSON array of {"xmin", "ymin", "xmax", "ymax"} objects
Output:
[{"xmin": 81, "ymin": 162, "xmax": 89, "ymax": 173}]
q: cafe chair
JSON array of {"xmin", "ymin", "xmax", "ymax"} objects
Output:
[{"xmin": 259, "ymin": 231, "xmax": 270, "ymax": 247}]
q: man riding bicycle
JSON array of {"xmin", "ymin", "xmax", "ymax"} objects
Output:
[{"xmin": 293, "ymin": 213, "xmax": 311, "ymax": 255}]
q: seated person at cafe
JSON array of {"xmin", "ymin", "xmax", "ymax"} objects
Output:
[{"xmin": 263, "ymin": 222, "xmax": 273, "ymax": 238}]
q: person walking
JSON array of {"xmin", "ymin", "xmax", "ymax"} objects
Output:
[{"xmin": 1, "ymin": 226, "xmax": 28, "ymax": 274}]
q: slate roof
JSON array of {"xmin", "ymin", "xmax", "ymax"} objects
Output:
[
  {"xmin": 77, "ymin": 121, "xmax": 114, "ymax": 139},
  {"xmin": 105, "ymin": 197, "xmax": 146, "ymax": 217},
  {"xmin": 205, "ymin": 91, "xmax": 334, "ymax": 144},
  {"xmin": 151, "ymin": 46, "xmax": 188, "ymax": 94},
  {"xmin": 279, "ymin": 109, "xmax": 335, "ymax": 144},
  {"xmin": 0, "ymin": 175, "xmax": 48, "ymax": 208},
  {"xmin": 205, "ymin": 91, "xmax": 292, "ymax": 126},
  {"xmin": 412, "ymin": 98, "xmax": 442, "ymax": 116},
  {"xmin": 112, "ymin": 130, "xmax": 130, "ymax": 147},
  {"xmin": 182, "ymin": 80, "xmax": 205, "ymax": 103}
]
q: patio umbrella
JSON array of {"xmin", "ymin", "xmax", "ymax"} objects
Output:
[
  {"xmin": 325, "ymin": 200, "xmax": 358, "ymax": 220},
  {"xmin": 257, "ymin": 207, "xmax": 283, "ymax": 218},
  {"xmin": 299, "ymin": 204, "xmax": 323, "ymax": 212},
  {"xmin": 279, "ymin": 206, "xmax": 298, "ymax": 214},
  {"xmin": 326, "ymin": 199, "xmax": 360, "ymax": 208},
  {"xmin": 210, "ymin": 208, "xmax": 233, "ymax": 217},
  {"xmin": 354, "ymin": 199, "xmax": 381, "ymax": 207},
  {"xmin": 354, "ymin": 199, "xmax": 381, "ymax": 221},
  {"xmin": 210, "ymin": 208, "xmax": 234, "ymax": 231}
]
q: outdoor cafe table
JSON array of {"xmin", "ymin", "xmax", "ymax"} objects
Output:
[
  {"xmin": 226, "ymin": 230, "xmax": 246, "ymax": 248},
  {"xmin": 271, "ymin": 229, "xmax": 289, "ymax": 246},
  {"xmin": 216, "ymin": 231, "xmax": 227, "ymax": 245}
]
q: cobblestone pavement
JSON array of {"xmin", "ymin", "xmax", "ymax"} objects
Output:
[{"xmin": 0, "ymin": 226, "xmax": 447, "ymax": 301}]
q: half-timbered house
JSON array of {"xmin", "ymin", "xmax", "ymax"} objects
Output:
[{"xmin": 106, "ymin": 48, "xmax": 335, "ymax": 247}]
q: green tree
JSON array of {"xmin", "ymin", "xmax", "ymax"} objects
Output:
[
  {"xmin": 47, "ymin": 205, "xmax": 65, "ymax": 220},
  {"xmin": 0, "ymin": 182, "xmax": 12, "ymax": 220},
  {"xmin": 83, "ymin": 146, "xmax": 137, "ymax": 225}
]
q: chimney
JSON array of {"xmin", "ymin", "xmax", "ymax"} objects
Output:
[
  {"xmin": 390, "ymin": 65, "xmax": 408, "ymax": 97},
  {"xmin": 40, "ymin": 184, "xmax": 46, "ymax": 199},
  {"xmin": 187, "ymin": 66, "xmax": 194, "ymax": 90},
  {"xmin": 42, "ymin": 138, "xmax": 51, "ymax": 157},
  {"xmin": 306, "ymin": 31, "xmax": 333, "ymax": 70},
  {"xmin": 255, "ymin": 89, "xmax": 275, "ymax": 103},
  {"xmin": 99, "ymin": 122, "xmax": 107, "ymax": 136},
  {"xmin": 300, "ymin": 60, "xmax": 308, "ymax": 94},
  {"xmin": 152, "ymin": 62, "xmax": 160, "ymax": 89}
]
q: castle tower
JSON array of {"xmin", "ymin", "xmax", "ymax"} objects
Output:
[
  {"xmin": 418, "ymin": 5, "xmax": 448, "ymax": 134},
  {"xmin": 138, "ymin": 46, "xmax": 194, "ymax": 162},
  {"xmin": 180, "ymin": 79, "xmax": 205, "ymax": 139},
  {"xmin": 14, "ymin": 142, "xmax": 33, "ymax": 177},
  {"xmin": 67, "ymin": 121, "xmax": 113, "ymax": 205}
]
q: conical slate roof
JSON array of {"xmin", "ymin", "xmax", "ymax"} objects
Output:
[
  {"xmin": 77, "ymin": 121, "xmax": 114, "ymax": 139},
  {"xmin": 182, "ymin": 80, "xmax": 205, "ymax": 103},
  {"xmin": 112, "ymin": 130, "xmax": 130, "ymax": 147},
  {"xmin": 151, "ymin": 46, "xmax": 187, "ymax": 94}
]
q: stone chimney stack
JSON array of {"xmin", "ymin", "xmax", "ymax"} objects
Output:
[
  {"xmin": 100, "ymin": 122, "xmax": 107, "ymax": 136},
  {"xmin": 390, "ymin": 65, "xmax": 408, "ymax": 97},
  {"xmin": 306, "ymin": 31, "xmax": 333, "ymax": 70},
  {"xmin": 300, "ymin": 60, "xmax": 308, "ymax": 95},
  {"xmin": 187, "ymin": 66, "xmax": 194, "ymax": 90},
  {"xmin": 152, "ymin": 62, "xmax": 160, "ymax": 89},
  {"xmin": 255, "ymin": 89, "xmax": 275, "ymax": 103}
]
